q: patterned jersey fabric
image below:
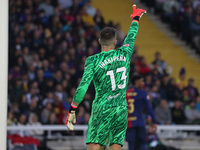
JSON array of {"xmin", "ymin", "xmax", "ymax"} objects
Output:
[{"xmin": 73, "ymin": 21, "xmax": 139, "ymax": 110}]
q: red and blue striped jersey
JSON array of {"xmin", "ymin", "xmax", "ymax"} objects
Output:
[{"xmin": 126, "ymin": 88, "xmax": 156, "ymax": 128}]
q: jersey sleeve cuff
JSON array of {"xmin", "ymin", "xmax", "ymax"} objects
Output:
[{"xmin": 132, "ymin": 20, "xmax": 139, "ymax": 24}]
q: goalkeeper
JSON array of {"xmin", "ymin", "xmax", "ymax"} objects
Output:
[{"xmin": 66, "ymin": 5, "xmax": 146, "ymax": 150}]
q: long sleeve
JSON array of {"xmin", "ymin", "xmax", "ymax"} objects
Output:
[
  {"xmin": 118, "ymin": 21, "xmax": 139, "ymax": 56},
  {"xmin": 144, "ymin": 95, "xmax": 157, "ymax": 123},
  {"xmin": 73, "ymin": 57, "xmax": 94, "ymax": 103}
]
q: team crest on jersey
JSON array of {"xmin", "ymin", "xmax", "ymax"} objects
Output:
[{"xmin": 123, "ymin": 44, "xmax": 129, "ymax": 47}]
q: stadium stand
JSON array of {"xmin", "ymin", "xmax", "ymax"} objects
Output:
[
  {"xmin": 8, "ymin": 0, "xmax": 200, "ymax": 149},
  {"xmin": 140, "ymin": 0, "xmax": 200, "ymax": 55}
]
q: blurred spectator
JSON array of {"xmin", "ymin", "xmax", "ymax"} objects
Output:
[
  {"xmin": 116, "ymin": 23, "xmax": 125, "ymax": 43},
  {"xmin": 162, "ymin": 0, "xmax": 180, "ymax": 32},
  {"xmin": 185, "ymin": 101, "xmax": 200, "ymax": 124},
  {"xmin": 29, "ymin": 96, "xmax": 40, "ymax": 116},
  {"xmin": 54, "ymin": 84, "xmax": 68, "ymax": 102},
  {"xmin": 195, "ymin": 96, "xmax": 200, "ymax": 111},
  {"xmin": 191, "ymin": 15, "xmax": 200, "ymax": 53},
  {"xmin": 41, "ymin": 102, "xmax": 53, "ymax": 124},
  {"xmin": 11, "ymin": 114, "xmax": 30, "ymax": 136},
  {"xmin": 28, "ymin": 113, "xmax": 44, "ymax": 136},
  {"xmin": 10, "ymin": 78, "xmax": 25, "ymax": 103},
  {"xmin": 42, "ymin": 92, "xmax": 55, "ymax": 106},
  {"xmin": 148, "ymin": 85, "xmax": 161, "ymax": 106},
  {"xmin": 154, "ymin": 99, "xmax": 172, "ymax": 124},
  {"xmin": 152, "ymin": 52, "xmax": 169, "ymax": 74},
  {"xmin": 48, "ymin": 112, "xmax": 57, "ymax": 125},
  {"xmin": 151, "ymin": 61, "xmax": 163, "ymax": 81},
  {"xmin": 32, "ymin": 53, "xmax": 42, "ymax": 68},
  {"xmin": 163, "ymin": 0, "xmax": 180, "ymax": 16},
  {"xmin": 22, "ymin": 47, "xmax": 32, "ymax": 66},
  {"xmin": 47, "ymin": 112, "xmax": 62, "ymax": 137},
  {"xmin": 144, "ymin": 74, "xmax": 153, "ymax": 92},
  {"xmin": 11, "ymin": 103, "xmax": 20, "ymax": 120},
  {"xmin": 53, "ymin": 70, "xmax": 63, "ymax": 85},
  {"xmin": 62, "ymin": 9, "xmax": 75, "ymax": 23},
  {"xmin": 171, "ymin": 100, "xmax": 186, "ymax": 124},
  {"xmin": 137, "ymin": 56, "xmax": 152, "ymax": 75},
  {"xmin": 19, "ymin": 94, "xmax": 29, "ymax": 115},
  {"xmin": 10, "ymin": 65, "xmax": 21, "ymax": 80},
  {"xmin": 38, "ymin": 0, "xmax": 54, "ymax": 17},
  {"xmin": 161, "ymin": 74, "xmax": 169, "ymax": 90},
  {"xmin": 58, "ymin": 0, "xmax": 73, "ymax": 10},
  {"xmin": 154, "ymin": 79, "xmax": 167, "ymax": 99},
  {"xmin": 54, "ymin": 95, "xmax": 64, "ymax": 118},
  {"xmin": 181, "ymin": 6, "xmax": 193, "ymax": 42},
  {"xmin": 85, "ymin": 1, "xmax": 97, "ymax": 17},
  {"xmin": 7, "ymin": 112, "xmax": 15, "ymax": 126},
  {"xmin": 166, "ymin": 78, "xmax": 180, "ymax": 101},
  {"xmin": 27, "ymin": 64, "xmax": 36, "ymax": 81},
  {"xmin": 154, "ymin": 0, "xmax": 165, "ymax": 14},
  {"xmin": 181, "ymin": 88, "xmax": 191, "ymax": 103},
  {"xmin": 185, "ymin": 78, "xmax": 199, "ymax": 101},
  {"xmin": 176, "ymin": 68, "xmax": 186, "ymax": 90},
  {"xmin": 58, "ymin": 109, "xmax": 68, "ymax": 124},
  {"xmin": 26, "ymin": 86, "xmax": 39, "ymax": 104},
  {"xmin": 193, "ymin": 1, "xmax": 200, "ymax": 9},
  {"xmin": 43, "ymin": 79, "xmax": 55, "ymax": 94},
  {"xmin": 21, "ymin": 73, "xmax": 29, "ymax": 92},
  {"xmin": 93, "ymin": 10, "xmax": 105, "ymax": 29},
  {"xmin": 146, "ymin": 125, "xmax": 179, "ymax": 150},
  {"xmin": 81, "ymin": 6, "xmax": 95, "ymax": 26},
  {"xmin": 36, "ymin": 69, "xmax": 45, "ymax": 92}
]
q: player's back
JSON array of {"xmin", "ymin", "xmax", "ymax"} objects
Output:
[
  {"xmin": 72, "ymin": 21, "xmax": 139, "ymax": 110},
  {"xmin": 91, "ymin": 48, "xmax": 131, "ymax": 110}
]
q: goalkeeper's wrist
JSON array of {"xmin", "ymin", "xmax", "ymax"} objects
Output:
[
  {"xmin": 133, "ymin": 16, "xmax": 140, "ymax": 21},
  {"xmin": 132, "ymin": 16, "xmax": 140, "ymax": 24},
  {"xmin": 69, "ymin": 104, "xmax": 77, "ymax": 113}
]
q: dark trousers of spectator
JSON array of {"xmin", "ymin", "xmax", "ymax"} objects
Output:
[{"xmin": 126, "ymin": 126, "xmax": 147, "ymax": 150}]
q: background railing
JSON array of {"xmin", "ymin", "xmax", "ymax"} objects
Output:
[{"xmin": 7, "ymin": 125, "xmax": 200, "ymax": 139}]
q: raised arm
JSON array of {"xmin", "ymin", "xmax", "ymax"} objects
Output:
[
  {"xmin": 66, "ymin": 56, "xmax": 94, "ymax": 130},
  {"xmin": 121, "ymin": 21, "xmax": 139, "ymax": 55},
  {"xmin": 119, "ymin": 5, "xmax": 146, "ymax": 55}
]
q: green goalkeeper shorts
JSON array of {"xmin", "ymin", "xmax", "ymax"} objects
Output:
[{"xmin": 86, "ymin": 106, "xmax": 128, "ymax": 146}]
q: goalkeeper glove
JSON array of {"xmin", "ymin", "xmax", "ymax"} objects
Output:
[
  {"xmin": 66, "ymin": 104, "xmax": 77, "ymax": 130},
  {"xmin": 130, "ymin": 4, "xmax": 146, "ymax": 22}
]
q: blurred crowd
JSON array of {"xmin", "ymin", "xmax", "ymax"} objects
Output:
[
  {"xmin": 141, "ymin": 0, "xmax": 200, "ymax": 54},
  {"xmin": 8, "ymin": 0, "xmax": 200, "ymax": 137}
]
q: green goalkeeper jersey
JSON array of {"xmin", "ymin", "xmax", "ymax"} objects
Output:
[{"xmin": 73, "ymin": 21, "xmax": 139, "ymax": 110}]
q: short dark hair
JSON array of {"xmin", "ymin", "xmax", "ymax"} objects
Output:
[
  {"xmin": 100, "ymin": 27, "xmax": 117, "ymax": 46},
  {"xmin": 131, "ymin": 75, "xmax": 143, "ymax": 85}
]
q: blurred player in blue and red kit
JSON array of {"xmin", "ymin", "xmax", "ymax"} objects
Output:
[{"xmin": 126, "ymin": 75, "xmax": 157, "ymax": 150}]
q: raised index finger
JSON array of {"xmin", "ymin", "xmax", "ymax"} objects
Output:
[{"xmin": 132, "ymin": 4, "xmax": 136, "ymax": 12}]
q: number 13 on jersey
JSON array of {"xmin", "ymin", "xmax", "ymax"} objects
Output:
[{"xmin": 106, "ymin": 67, "xmax": 127, "ymax": 91}]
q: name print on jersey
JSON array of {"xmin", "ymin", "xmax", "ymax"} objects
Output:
[{"xmin": 99, "ymin": 55, "xmax": 127, "ymax": 68}]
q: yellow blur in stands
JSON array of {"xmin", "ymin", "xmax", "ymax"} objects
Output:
[{"xmin": 92, "ymin": 0, "xmax": 200, "ymax": 90}]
